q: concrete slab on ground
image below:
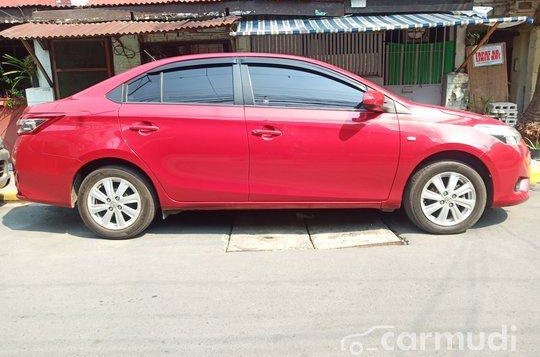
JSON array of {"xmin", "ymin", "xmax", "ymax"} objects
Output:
[
  {"xmin": 305, "ymin": 211, "xmax": 403, "ymax": 249},
  {"xmin": 227, "ymin": 211, "xmax": 314, "ymax": 252}
]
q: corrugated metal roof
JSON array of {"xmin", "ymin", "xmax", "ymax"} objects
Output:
[
  {"xmin": 0, "ymin": 16, "xmax": 238, "ymax": 39},
  {"xmin": 86, "ymin": 0, "xmax": 220, "ymax": 5},
  {"xmin": 0, "ymin": 0, "xmax": 217, "ymax": 7},
  {"xmin": 0, "ymin": 0, "xmax": 69, "ymax": 7},
  {"xmin": 233, "ymin": 13, "xmax": 534, "ymax": 36}
]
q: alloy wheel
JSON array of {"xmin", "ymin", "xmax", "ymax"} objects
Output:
[
  {"xmin": 86, "ymin": 177, "xmax": 142, "ymax": 230},
  {"xmin": 420, "ymin": 171, "xmax": 477, "ymax": 227}
]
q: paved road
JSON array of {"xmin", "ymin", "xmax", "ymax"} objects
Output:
[{"xmin": 0, "ymin": 191, "xmax": 538, "ymax": 356}]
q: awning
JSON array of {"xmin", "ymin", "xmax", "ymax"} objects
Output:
[
  {"xmin": 232, "ymin": 13, "xmax": 534, "ymax": 36},
  {"xmin": 0, "ymin": 16, "xmax": 238, "ymax": 40}
]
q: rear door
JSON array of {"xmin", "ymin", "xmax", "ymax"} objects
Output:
[
  {"xmin": 118, "ymin": 58, "xmax": 249, "ymax": 203},
  {"xmin": 241, "ymin": 58, "xmax": 400, "ymax": 202}
]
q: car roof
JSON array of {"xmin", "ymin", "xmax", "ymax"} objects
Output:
[{"xmin": 76, "ymin": 52, "xmax": 395, "ymax": 100}]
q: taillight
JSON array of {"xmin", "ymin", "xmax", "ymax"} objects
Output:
[
  {"xmin": 17, "ymin": 118, "xmax": 48, "ymax": 135},
  {"xmin": 17, "ymin": 115, "xmax": 62, "ymax": 135}
]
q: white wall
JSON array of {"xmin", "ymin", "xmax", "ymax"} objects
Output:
[
  {"xmin": 33, "ymin": 39, "xmax": 52, "ymax": 89},
  {"xmin": 28, "ymin": 39, "xmax": 54, "ymax": 105}
]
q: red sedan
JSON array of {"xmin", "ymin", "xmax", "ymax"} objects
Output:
[{"xmin": 13, "ymin": 53, "xmax": 530, "ymax": 239}]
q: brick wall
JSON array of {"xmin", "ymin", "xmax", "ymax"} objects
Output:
[{"xmin": 0, "ymin": 104, "xmax": 25, "ymax": 153}]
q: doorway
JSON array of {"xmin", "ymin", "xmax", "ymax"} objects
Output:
[{"xmin": 51, "ymin": 38, "xmax": 113, "ymax": 98}]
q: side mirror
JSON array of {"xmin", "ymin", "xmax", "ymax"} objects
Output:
[{"xmin": 362, "ymin": 90, "xmax": 385, "ymax": 112}]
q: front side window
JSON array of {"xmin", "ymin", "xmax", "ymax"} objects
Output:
[
  {"xmin": 248, "ymin": 65, "xmax": 364, "ymax": 109},
  {"xmin": 125, "ymin": 64, "xmax": 234, "ymax": 104}
]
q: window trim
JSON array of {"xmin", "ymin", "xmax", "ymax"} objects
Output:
[
  {"xmin": 239, "ymin": 58, "xmax": 370, "ymax": 111},
  {"xmin": 121, "ymin": 58, "xmax": 242, "ymax": 106}
]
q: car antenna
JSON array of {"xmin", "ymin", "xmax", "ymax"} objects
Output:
[{"xmin": 143, "ymin": 50, "xmax": 157, "ymax": 61}]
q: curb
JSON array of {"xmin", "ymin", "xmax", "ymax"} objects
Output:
[
  {"xmin": 0, "ymin": 190, "xmax": 18, "ymax": 202},
  {"xmin": 0, "ymin": 172, "xmax": 19, "ymax": 202},
  {"xmin": 532, "ymin": 159, "xmax": 540, "ymax": 185}
]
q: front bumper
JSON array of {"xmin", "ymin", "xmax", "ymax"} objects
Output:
[
  {"xmin": 485, "ymin": 141, "xmax": 531, "ymax": 207},
  {"xmin": 0, "ymin": 148, "xmax": 10, "ymax": 189}
]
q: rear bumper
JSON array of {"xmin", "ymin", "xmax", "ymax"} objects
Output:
[
  {"xmin": 0, "ymin": 148, "xmax": 10, "ymax": 189},
  {"xmin": 13, "ymin": 136, "xmax": 80, "ymax": 207},
  {"xmin": 485, "ymin": 142, "xmax": 531, "ymax": 207}
]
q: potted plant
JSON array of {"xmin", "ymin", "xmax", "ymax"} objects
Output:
[
  {"xmin": 0, "ymin": 54, "xmax": 37, "ymax": 108},
  {"xmin": 517, "ymin": 121, "xmax": 540, "ymax": 160},
  {"xmin": 2, "ymin": 54, "xmax": 37, "ymax": 88},
  {"xmin": 0, "ymin": 75, "xmax": 25, "ymax": 108},
  {"xmin": 524, "ymin": 138, "xmax": 540, "ymax": 160}
]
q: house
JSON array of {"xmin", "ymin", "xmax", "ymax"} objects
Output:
[{"xmin": 0, "ymin": 0, "xmax": 536, "ymax": 108}]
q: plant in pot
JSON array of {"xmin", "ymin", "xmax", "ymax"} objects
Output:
[
  {"xmin": 524, "ymin": 138, "xmax": 540, "ymax": 160},
  {"xmin": 0, "ymin": 75, "xmax": 25, "ymax": 108},
  {"xmin": 517, "ymin": 121, "xmax": 540, "ymax": 160},
  {"xmin": 0, "ymin": 54, "xmax": 37, "ymax": 108}
]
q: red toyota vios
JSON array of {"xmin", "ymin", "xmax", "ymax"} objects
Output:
[{"xmin": 12, "ymin": 53, "xmax": 530, "ymax": 239}]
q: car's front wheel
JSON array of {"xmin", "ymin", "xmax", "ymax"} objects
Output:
[
  {"xmin": 77, "ymin": 166, "xmax": 157, "ymax": 239},
  {"xmin": 404, "ymin": 161, "xmax": 487, "ymax": 234}
]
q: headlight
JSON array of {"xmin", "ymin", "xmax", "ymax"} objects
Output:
[{"xmin": 475, "ymin": 124, "xmax": 521, "ymax": 146}]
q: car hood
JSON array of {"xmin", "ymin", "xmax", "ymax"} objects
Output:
[{"xmin": 405, "ymin": 101, "xmax": 504, "ymax": 126}]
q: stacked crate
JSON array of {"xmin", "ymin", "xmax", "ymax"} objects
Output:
[{"xmin": 488, "ymin": 102, "xmax": 518, "ymax": 127}]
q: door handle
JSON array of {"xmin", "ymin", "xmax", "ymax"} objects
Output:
[
  {"xmin": 251, "ymin": 128, "xmax": 282, "ymax": 137},
  {"xmin": 129, "ymin": 123, "xmax": 159, "ymax": 133}
]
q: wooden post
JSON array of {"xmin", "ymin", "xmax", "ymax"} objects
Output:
[
  {"xmin": 456, "ymin": 23, "xmax": 499, "ymax": 73},
  {"xmin": 20, "ymin": 39, "xmax": 54, "ymax": 88}
]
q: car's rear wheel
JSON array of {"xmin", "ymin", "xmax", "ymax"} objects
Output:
[
  {"xmin": 404, "ymin": 161, "xmax": 487, "ymax": 234},
  {"xmin": 78, "ymin": 166, "xmax": 156, "ymax": 239}
]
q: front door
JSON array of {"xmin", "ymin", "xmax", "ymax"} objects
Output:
[
  {"xmin": 242, "ymin": 61, "xmax": 400, "ymax": 202},
  {"xmin": 119, "ymin": 61, "xmax": 248, "ymax": 203}
]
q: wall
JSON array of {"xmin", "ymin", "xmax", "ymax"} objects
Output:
[
  {"xmin": 33, "ymin": 39, "xmax": 52, "ymax": 89},
  {"xmin": 141, "ymin": 28, "xmax": 230, "ymax": 43},
  {"xmin": 473, "ymin": 0, "xmax": 511, "ymax": 16},
  {"xmin": 110, "ymin": 30, "xmax": 232, "ymax": 75},
  {"xmin": 510, "ymin": 26, "xmax": 540, "ymax": 112},
  {"xmin": 524, "ymin": 27, "xmax": 540, "ymax": 108},
  {"xmin": 455, "ymin": 25, "xmax": 467, "ymax": 67},
  {"xmin": 112, "ymin": 35, "xmax": 142, "ymax": 75},
  {"xmin": 29, "ymin": 39, "xmax": 55, "ymax": 105},
  {"xmin": 235, "ymin": 36, "xmax": 250, "ymax": 52},
  {"xmin": 0, "ymin": 105, "xmax": 25, "ymax": 153}
]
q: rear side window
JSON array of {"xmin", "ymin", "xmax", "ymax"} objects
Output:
[
  {"xmin": 126, "ymin": 73, "xmax": 161, "ymax": 102},
  {"xmin": 248, "ymin": 65, "xmax": 364, "ymax": 109},
  {"xmin": 163, "ymin": 66, "xmax": 234, "ymax": 104},
  {"xmin": 125, "ymin": 64, "xmax": 234, "ymax": 104}
]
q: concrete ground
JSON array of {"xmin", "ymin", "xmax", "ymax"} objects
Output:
[{"xmin": 0, "ymin": 190, "xmax": 538, "ymax": 356}]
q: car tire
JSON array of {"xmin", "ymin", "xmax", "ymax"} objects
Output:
[
  {"xmin": 404, "ymin": 161, "xmax": 487, "ymax": 234},
  {"xmin": 77, "ymin": 165, "xmax": 157, "ymax": 239}
]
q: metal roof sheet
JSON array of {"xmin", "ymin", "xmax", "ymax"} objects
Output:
[
  {"xmin": 85, "ymin": 0, "xmax": 220, "ymax": 5},
  {"xmin": 0, "ymin": 0, "xmax": 217, "ymax": 7},
  {"xmin": 0, "ymin": 16, "xmax": 238, "ymax": 39},
  {"xmin": 0, "ymin": 0, "xmax": 68, "ymax": 7},
  {"xmin": 232, "ymin": 13, "xmax": 535, "ymax": 36}
]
